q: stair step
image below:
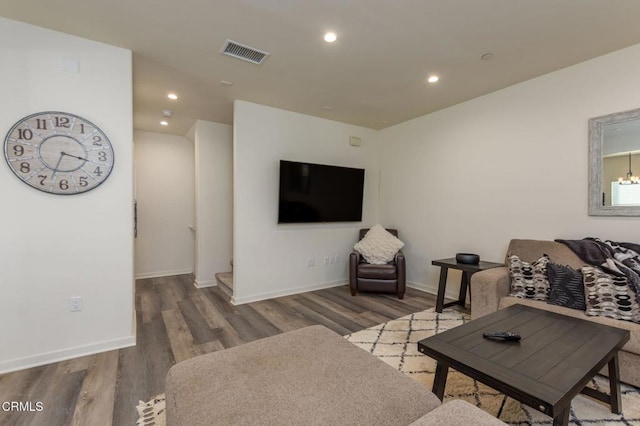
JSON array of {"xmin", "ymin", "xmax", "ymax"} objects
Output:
[{"xmin": 215, "ymin": 272, "xmax": 233, "ymax": 300}]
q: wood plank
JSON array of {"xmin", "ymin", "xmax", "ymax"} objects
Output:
[
  {"xmin": 189, "ymin": 289, "xmax": 231, "ymax": 329},
  {"xmin": 195, "ymin": 340, "xmax": 226, "ymax": 356},
  {"xmin": 70, "ymin": 350, "xmax": 119, "ymax": 426},
  {"xmin": 162, "ymin": 308, "xmax": 200, "ymax": 363},
  {"xmin": 249, "ymin": 299, "xmax": 316, "ymax": 332},
  {"xmin": 0, "ymin": 274, "xmax": 433, "ymax": 426},
  {"xmin": 294, "ymin": 294, "xmax": 367, "ymax": 331},
  {"xmin": 177, "ymin": 299, "xmax": 219, "ymax": 345},
  {"xmin": 301, "ymin": 292, "xmax": 377, "ymax": 328},
  {"xmin": 138, "ymin": 279, "xmax": 162, "ymax": 323}
]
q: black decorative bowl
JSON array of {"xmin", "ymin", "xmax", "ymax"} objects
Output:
[{"xmin": 456, "ymin": 253, "xmax": 480, "ymax": 265}]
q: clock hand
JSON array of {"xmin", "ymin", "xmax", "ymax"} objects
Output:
[
  {"xmin": 52, "ymin": 152, "xmax": 64, "ymax": 172},
  {"xmin": 61, "ymin": 152, "xmax": 88, "ymax": 161}
]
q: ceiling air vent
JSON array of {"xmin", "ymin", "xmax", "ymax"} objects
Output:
[{"xmin": 220, "ymin": 39, "xmax": 270, "ymax": 65}]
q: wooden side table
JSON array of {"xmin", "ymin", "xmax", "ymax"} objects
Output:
[{"xmin": 431, "ymin": 257, "xmax": 504, "ymax": 313}]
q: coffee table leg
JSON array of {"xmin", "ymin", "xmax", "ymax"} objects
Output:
[
  {"xmin": 435, "ymin": 268, "xmax": 449, "ymax": 313},
  {"xmin": 552, "ymin": 408, "xmax": 570, "ymax": 426},
  {"xmin": 432, "ymin": 361, "xmax": 449, "ymax": 400},
  {"xmin": 608, "ymin": 354, "xmax": 622, "ymax": 414}
]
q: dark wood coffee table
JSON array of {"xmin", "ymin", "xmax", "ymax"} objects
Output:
[{"xmin": 417, "ymin": 304, "xmax": 630, "ymax": 426}]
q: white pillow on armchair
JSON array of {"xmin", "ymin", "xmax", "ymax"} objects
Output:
[{"xmin": 354, "ymin": 224, "xmax": 404, "ymax": 264}]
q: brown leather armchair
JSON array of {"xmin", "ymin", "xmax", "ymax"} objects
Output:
[{"xmin": 349, "ymin": 228, "xmax": 406, "ymax": 299}]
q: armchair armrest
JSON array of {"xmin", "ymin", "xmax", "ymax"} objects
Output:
[
  {"xmin": 349, "ymin": 251, "xmax": 360, "ymax": 295},
  {"xmin": 395, "ymin": 251, "xmax": 406, "ymax": 299},
  {"xmin": 470, "ymin": 267, "xmax": 511, "ymax": 320}
]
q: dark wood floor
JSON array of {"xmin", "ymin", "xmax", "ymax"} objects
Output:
[{"xmin": 0, "ymin": 275, "xmax": 436, "ymax": 426}]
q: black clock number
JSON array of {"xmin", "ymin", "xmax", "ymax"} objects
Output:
[
  {"xmin": 54, "ymin": 116, "xmax": 70, "ymax": 128},
  {"xmin": 98, "ymin": 151, "xmax": 107, "ymax": 162},
  {"xmin": 18, "ymin": 129, "xmax": 33, "ymax": 140},
  {"xmin": 13, "ymin": 145, "xmax": 24, "ymax": 156},
  {"xmin": 93, "ymin": 136, "xmax": 102, "ymax": 146},
  {"xmin": 38, "ymin": 175, "xmax": 47, "ymax": 185},
  {"xmin": 59, "ymin": 179, "xmax": 69, "ymax": 190},
  {"xmin": 20, "ymin": 162, "xmax": 30, "ymax": 173},
  {"xmin": 93, "ymin": 166, "xmax": 103, "ymax": 177},
  {"xmin": 79, "ymin": 176, "xmax": 88, "ymax": 187},
  {"xmin": 36, "ymin": 119, "xmax": 47, "ymax": 130}
]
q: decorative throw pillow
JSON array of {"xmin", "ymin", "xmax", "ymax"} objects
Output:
[
  {"xmin": 582, "ymin": 266, "xmax": 640, "ymax": 323},
  {"xmin": 508, "ymin": 254, "xmax": 550, "ymax": 300},
  {"xmin": 546, "ymin": 263, "xmax": 586, "ymax": 311},
  {"xmin": 353, "ymin": 224, "xmax": 404, "ymax": 265}
]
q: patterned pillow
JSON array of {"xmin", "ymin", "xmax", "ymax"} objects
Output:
[
  {"xmin": 546, "ymin": 263, "xmax": 586, "ymax": 311},
  {"xmin": 508, "ymin": 254, "xmax": 550, "ymax": 300},
  {"xmin": 353, "ymin": 224, "xmax": 404, "ymax": 265},
  {"xmin": 582, "ymin": 266, "xmax": 640, "ymax": 323}
]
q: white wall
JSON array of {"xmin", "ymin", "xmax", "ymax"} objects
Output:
[
  {"xmin": 233, "ymin": 100, "xmax": 379, "ymax": 304},
  {"xmin": 0, "ymin": 18, "xmax": 134, "ymax": 372},
  {"xmin": 134, "ymin": 130, "xmax": 195, "ymax": 278},
  {"xmin": 192, "ymin": 120, "xmax": 233, "ymax": 287},
  {"xmin": 377, "ymin": 43, "xmax": 640, "ymax": 298}
]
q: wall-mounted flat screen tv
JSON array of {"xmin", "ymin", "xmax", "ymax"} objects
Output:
[{"xmin": 278, "ymin": 160, "xmax": 365, "ymax": 223}]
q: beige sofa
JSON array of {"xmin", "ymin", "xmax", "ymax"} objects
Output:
[
  {"xmin": 166, "ymin": 325, "xmax": 505, "ymax": 425},
  {"xmin": 471, "ymin": 239, "xmax": 640, "ymax": 388}
]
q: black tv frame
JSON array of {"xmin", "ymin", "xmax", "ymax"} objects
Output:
[{"xmin": 277, "ymin": 160, "xmax": 365, "ymax": 224}]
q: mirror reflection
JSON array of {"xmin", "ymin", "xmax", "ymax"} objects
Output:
[
  {"xmin": 602, "ymin": 120, "xmax": 640, "ymax": 207},
  {"xmin": 589, "ymin": 107, "xmax": 640, "ymax": 216}
]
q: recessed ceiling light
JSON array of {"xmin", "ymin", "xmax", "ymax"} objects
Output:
[
  {"xmin": 324, "ymin": 32, "xmax": 337, "ymax": 43},
  {"xmin": 160, "ymin": 120, "xmax": 169, "ymax": 126},
  {"xmin": 481, "ymin": 53, "xmax": 494, "ymax": 61},
  {"xmin": 427, "ymin": 75, "xmax": 439, "ymax": 83},
  {"xmin": 220, "ymin": 80, "xmax": 233, "ymax": 86},
  {"xmin": 167, "ymin": 93, "xmax": 178, "ymax": 100}
]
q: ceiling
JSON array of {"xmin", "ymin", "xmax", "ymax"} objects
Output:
[{"xmin": 3, "ymin": 1, "xmax": 640, "ymax": 136}]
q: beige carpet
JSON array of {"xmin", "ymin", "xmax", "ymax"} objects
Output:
[{"xmin": 137, "ymin": 307, "xmax": 640, "ymax": 425}]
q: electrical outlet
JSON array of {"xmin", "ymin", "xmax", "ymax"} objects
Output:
[
  {"xmin": 69, "ymin": 296, "xmax": 82, "ymax": 312},
  {"xmin": 324, "ymin": 256, "xmax": 330, "ymax": 265},
  {"xmin": 307, "ymin": 258, "xmax": 315, "ymax": 267},
  {"xmin": 332, "ymin": 254, "xmax": 339, "ymax": 264}
]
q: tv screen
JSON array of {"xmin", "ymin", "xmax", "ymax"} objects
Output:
[{"xmin": 278, "ymin": 160, "xmax": 365, "ymax": 223}]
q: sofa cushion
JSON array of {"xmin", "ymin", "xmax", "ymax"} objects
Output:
[
  {"xmin": 546, "ymin": 263, "xmax": 586, "ymax": 311},
  {"xmin": 354, "ymin": 224, "xmax": 404, "ymax": 265},
  {"xmin": 358, "ymin": 263, "xmax": 397, "ymax": 279},
  {"xmin": 506, "ymin": 239, "xmax": 584, "ymax": 269},
  {"xmin": 582, "ymin": 266, "xmax": 640, "ymax": 323},
  {"xmin": 508, "ymin": 254, "xmax": 550, "ymax": 301}
]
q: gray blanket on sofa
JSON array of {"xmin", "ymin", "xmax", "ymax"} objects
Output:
[{"xmin": 556, "ymin": 238, "xmax": 640, "ymax": 304}]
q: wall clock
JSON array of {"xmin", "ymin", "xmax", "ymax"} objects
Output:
[{"xmin": 3, "ymin": 111, "xmax": 114, "ymax": 195}]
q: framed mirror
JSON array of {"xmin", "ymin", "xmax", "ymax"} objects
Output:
[{"xmin": 589, "ymin": 107, "xmax": 640, "ymax": 216}]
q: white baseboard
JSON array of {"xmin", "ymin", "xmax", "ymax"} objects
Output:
[
  {"xmin": 0, "ymin": 335, "xmax": 136, "ymax": 375},
  {"xmin": 406, "ymin": 280, "xmax": 435, "ymax": 295},
  {"xmin": 231, "ymin": 280, "xmax": 347, "ymax": 305},
  {"xmin": 135, "ymin": 268, "xmax": 193, "ymax": 279},
  {"xmin": 407, "ymin": 280, "xmax": 463, "ymax": 302},
  {"xmin": 194, "ymin": 279, "xmax": 217, "ymax": 288}
]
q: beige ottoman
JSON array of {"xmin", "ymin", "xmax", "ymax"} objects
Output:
[
  {"xmin": 166, "ymin": 325, "xmax": 441, "ymax": 425},
  {"xmin": 409, "ymin": 400, "xmax": 507, "ymax": 425}
]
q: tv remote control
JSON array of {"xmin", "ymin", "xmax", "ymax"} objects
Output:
[{"xmin": 483, "ymin": 331, "xmax": 521, "ymax": 341}]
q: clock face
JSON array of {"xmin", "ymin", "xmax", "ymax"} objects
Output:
[{"xmin": 4, "ymin": 111, "xmax": 114, "ymax": 195}]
